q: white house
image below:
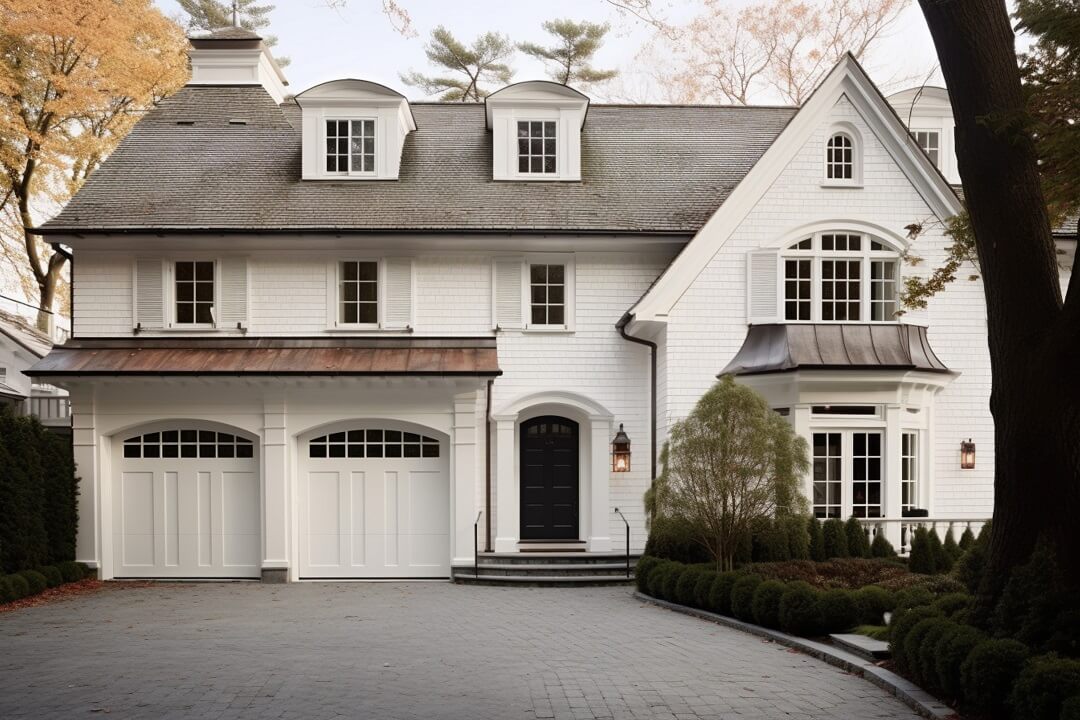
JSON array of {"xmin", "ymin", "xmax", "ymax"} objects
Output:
[{"xmin": 27, "ymin": 28, "xmax": 1072, "ymax": 582}]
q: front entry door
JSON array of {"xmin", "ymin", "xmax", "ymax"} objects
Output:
[{"xmin": 520, "ymin": 416, "xmax": 579, "ymax": 540}]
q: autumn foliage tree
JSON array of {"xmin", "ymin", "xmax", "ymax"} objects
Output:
[{"xmin": 0, "ymin": 0, "xmax": 188, "ymax": 328}]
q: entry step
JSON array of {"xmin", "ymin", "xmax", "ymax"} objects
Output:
[{"xmin": 829, "ymin": 633, "xmax": 891, "ymax": 661}]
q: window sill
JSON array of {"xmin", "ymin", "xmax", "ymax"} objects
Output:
[
  {"xmin": 327, "ymin": 326, "xmax": 409, "ymax": 333},
  {"xmin": 522, "ymin": 326, "xmax": 575, "ymax": 334},
  {"xmin": 819, "ymin": 180, "xmax": 864, "ymax": 189}
]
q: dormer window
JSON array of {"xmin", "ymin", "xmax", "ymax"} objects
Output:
[
  {"xmin": 326, "ymin": 119, "xmax": 375, "ymax": 174},
  {"xmin": 518, "ymin": 121, "xmax": 557, "ymax": 174}
]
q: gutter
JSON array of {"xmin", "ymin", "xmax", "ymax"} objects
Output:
[
  {"xmin": 615, "ymin": 312, "xmax": 657, "ymax": 481},
  {"xmin": 484, "ymin": 377, "xmax": 493, "ymax": 552}
]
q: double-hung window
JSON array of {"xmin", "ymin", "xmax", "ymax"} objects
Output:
[
  {"xmin": 326, "ymin": 119, "xmax": 375, "ymax": 175},
  {"xmin": 339, "ymin": 260, "xmax": 379, "ymax": 325},
  {"xmin": 517, "ymin": 121, "xmax": 557, "ymax": 175},
  {"xmin": 174, "ymin": 260, "xmax": 215, "ymax": 325},
  {"xmin": 781, "ymin": 232, "xmax": 899, "ymax": 322},
  {"xmin": 529, "ymin": 263, "xmax": 566, "ymax": 326},
  {"xmin": 912, "ymin": 130, "xmax": 940, "ymax": 167}
]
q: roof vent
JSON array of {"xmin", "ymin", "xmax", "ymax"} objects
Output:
[
  {"xmin": 176, "ymin": 120, "xmax": 195, "ymax": 126},
  {"xmin": 229, "ymin": 119, "xmax": 248, "ymax": 125}
]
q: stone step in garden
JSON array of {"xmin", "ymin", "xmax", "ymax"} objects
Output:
[{"xmin": 829, "ymin": 633, "xmax": 891, "ymax": 661}]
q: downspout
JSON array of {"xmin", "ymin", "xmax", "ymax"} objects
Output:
[
  {"xmin": 484, "ymin": 377, "xmax": 493, "ymax": 552},
  {"xmin": 615, "ymin": 312, "xmax": 657, "ymax": 482},
  {"xmin": 50, "ymin": 243, "xmax": 73, "ymax": 341}
]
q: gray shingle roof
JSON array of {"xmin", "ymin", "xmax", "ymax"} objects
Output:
[{"xmin": 41, "ymin": 85, "xmax": 796, "ymax": 235}]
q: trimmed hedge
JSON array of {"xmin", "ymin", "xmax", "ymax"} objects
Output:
[
  {"xmin": 844, "ymin": 518, "xmax": 870, "ymax": 559},
  {"xmin": 807, "ymin": 516, "xmax": 826, "ymax": 562},
  {"xmin": 890, "ymin": 606, "xmax": 943, "ymax": 672},
  {"xmin": 662, "ymin": 563, "xmax": 687, "ymax": 601},
  {"xmin": 818, "ymin": 589, "xmax": 858, "ymax": 633},
  {"xmin": 0, "ymin": 562, "xmax": 90, "ymax": 605},
  {"xmin": 751, "ymin": 580, "xmax": 786, "ymax": 629},
  {"xmin": 708, "ymin": 572, "xmax": 741, "ymax": 616},
  {"xmin": 0, "ymin": 576, "xmax": 14, "ymax": 603},
  {"xmin": 914, "ymin": 618, "xmax": 955, "ymax": 689},
  {"xmin": 693, "ymin": 570, "xmax": 718, "ymax": 610},
  {"xmin": 642, "ymin": 516, "xmax": 712, "ymax": 565},
  {"xmin": 1010, "ymin": 656, "xmax": 1080, "ymax": 720},
  {"xmin": 6, "ymin": 573, "xmax": 30, "ymax": 600},
  {"xmin": 870, "ymin": 532, "xmax": 897, "ymax": 558},
  {"xmin": 852, "ymin": 585, "xmax": 894, "ymax": 625},
  {"xmin": 822, "ymin": 519, "xmax": 849, "ymax": 559},
  {"xmin": 647, "ymin": 561, "xmax": 676, "ymax": 598},
  {"xmin": 35, "ymin": 565, "xmax": 63, "ymax": 588},
  {"xmin": 731, "ymin": 574, "xmax": 763, "ymax": 622},
  {"xmin": 676, "ymin": 567, "xmax": 707, "ymax": 607},
  {"xmin": 635, "ymin": 556, "xmax": 662, "ymax": 593},
  {"xmin": 57, "ymin": 561, "xmax": 85, "ymax": 583},
  {"xmin": 934, "ymin": 624, "xmax": 985, "ymax": 700},
  {"xmin": 18, "ymin": 569, "xmax": 47, "ymax": 596},
  {"xmin": 960, "ymin": 639, "xmax": 1031, "ymax": 717},
  {"xmin": 779, "ymin": 581, "xmax": 822, "ymax": 636}
]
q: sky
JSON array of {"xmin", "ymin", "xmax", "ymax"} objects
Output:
[{"xmin": 154, "ymin": 0, "xmax": 956, "ymax": 103}]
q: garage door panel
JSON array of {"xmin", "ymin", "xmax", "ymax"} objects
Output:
[
  {"xmin": 222, "ymin": 471, "xmax": 259, "ymax": 568},
  {"xmin": 408, "ymin": 470, "xmax": 448, "ymax": 567},
  {"xmin": 306, "ymin": 471, "xmax": 341, "ymax": 568},
  {"xmin": 383, "ymin": 470, "xmax": 399, "ymax": 567},
  {"xmin": 164, "ymin": 471, "xmax": 180, "ymax": 568},
  {"xmin": 349, "ymin": 471, "xmax": 366, "ymax": 569},
  {"xmin": 121, "ymin": 471, "xmax": 155, "ymax": 567},
  {"xmin": 197, "ymin": 471, "xmax": 212, "ymax": 568}
]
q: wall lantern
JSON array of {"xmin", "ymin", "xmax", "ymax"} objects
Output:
[
  {"xmin": 611, "ymin": 424, "xmax": 631, "ymax": 472},
  {"xmin": 960, "ymin": 439, "xmax": 976, "ymax": 470}
]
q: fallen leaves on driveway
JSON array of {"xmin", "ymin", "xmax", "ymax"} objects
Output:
[{"xmin": 0, "ymin": 579, "xmax": 157, "ymax": 614}]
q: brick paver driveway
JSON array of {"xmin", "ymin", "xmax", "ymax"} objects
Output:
[{"xmin": 0, "ymin": 583, "xmax": 919, "ymax": 719}]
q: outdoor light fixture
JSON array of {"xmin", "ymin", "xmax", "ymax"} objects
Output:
[
  {"xmin": 611, "ymin": 423, "xmax": 631, "ymax": 472},
  {"xmin": 960, "ymin": 439, "xmax": 976, "ymax": 470}
]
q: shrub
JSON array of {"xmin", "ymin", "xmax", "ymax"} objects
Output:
[
  {"xmin": 993, "ymin": 541, "xmax": 1069, "ymax": 653},
  {"xmin": 708, "ymin": 572, "xmax": 741, "ymax": 616},
  {"xmin": 662, "ymin": 563, "xmax": 688, "ymax": 601},
  {"xmin": 934, "ymin": 624, "xmax": 986, "ymax": 700},
  {"xmin": 35, "ymin": 565, "xmax": 63, "ymax": 588},
  {"xmin": 855, "ymin": 624, "xmax": 890, "ymax": 641},
  {"xmin": 822, "ymin": 519, "xmax": 849, "ymax": 559},
  {"xmin": 943, "ymin": 528, "xmax": 962, "ymax": 562},
  {"xmin": 817, "ymin": 589, "xmax": 858, "ymax": 633},
  {"xmin": 960, "ymin": 638, "xmax": 1030, "ymax": 717},
  {"xmin": 844, "ymin": 518, "xmax": 870, "ymax": 559},
  {"xmin": 745, "ymin": 557, "xmax": 911, "ymax": 592},
  {"xmin": 1061, "ymin": 696, "xmax": 1080, "ymax": 720},
  {"xmin": 928, "ymin": 529, "xmax": 952, "ymax": 572},
  {"xmin": 889, "ymin": 606, "xmax": 942, "ymax": 671},
  {"xmin": 958, "ymin": 527, "xmax": 976, "ymax": 552},
  {"xmin": 635, "ymin": 556, "xmax": 661, "ymax": 592},
  {"xmin": 693, "ymin": 570, "xmax": 718, "ymax": 609},
  {"xmin": 731, "ymin": 574, "xmax": 763, "ymax": 622},
  {"xmin": 7, "ymin": 573, "xmax": 30, "ymax": 599},
  {"xmin": 17, "ymin": 569, "xmax": 47, "ymax": 596},
  {"xmin": 908, "ymin": 527, "xmax": 936, "ymax": 574},
  {"xmin": 808, "ymin": 516, "xmax": 826, "ymax": 562},
  {"xmin": 783, "ymin": 515, "xmax": 811, "ymax": 561},
  {"xmin": 0, "ymin": 576, "xmax": 14, "ymax": 604},
  {"xmin": 953, "ymin": 532, "xmax": 989, "ymax": 594},
  {"xmin": 676, "ymin": 567, "xmax": 707, "ymax": 607},
  {"xmin": 853, "ymin": 585, "xmax": 895, "ymax": 625},
  {"xmin": 870, "ymin": 532, "xmax": 897, "ymax": 558},
  {"xmin": 894, "ymin": 585, "xmax": 935, "ymax": 613},
  {"xmin": 914, "ymin": 618, "xmax": 956, "ymax": 689},
  {"xmin": 76, "ymin": 562, "xmax": 92, "ymax": 578},
  {"xmin": 643, "ymin": 516, "xmax": 712, "ymax": 565},
  {"xmin": 1010, "ymin": 656, "xmax": 1080, "ymax": 720},
  {"xmin": 779, "ymin": 581, "xmax": 822, "ymax": 636},
  {"xmin": 903, "ymin": 617, "xmax": 949, "ymax": 681},
  {"xmin": 751, "ymin": 580, "xmax": 786, "ymax": 629},
  {"xmin": 751, "ymin": 518, "xmax": 791, "ymax": 563},
  {"xmin": 57, "ymin": 560, "xmax": 84, "ymax": 583},
  {"xmin": 932, "ymin": 592, "xmax": 972, "ymax": 618},
  {"xmin": 646, "ymin": 561, "xmax": 675, "ymax": 598}
]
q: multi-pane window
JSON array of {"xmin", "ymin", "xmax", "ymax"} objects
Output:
[
  {"xmin": 123, "ymin": 430, "xmax": 253, "ymax": 459},
  {"xmin": 517, "ymin": 121, "xmax": 557, "ymax": 174},
  {"xmin": 175, "ymin": 261, "xmax": 214, "ymax": 325},
  {"xmin": 851, "ymin": 432, "xmax": 883, "ymax": 518},
  {"xmin": 826, "ymin": 133, "xmax": 854, "ymax": 180},
  {"xmin": 913, "ymin": 130, "xmax": 940, "ymax": 167},
  {"xmin": 784, "ymin": 259, "xmax": 812, "ymax": 321},
  {"xmin": 902, "ymin": 432, "xmax": 918, "ymax": 512},
  {"xmin": 340, "ymin": 261, "xmax": 378, "ymax": 324},
  {"xmin": 529, "ymin": 263, "xmax": 565, "ymax": 326},
  {"xmin": 870, "ymin": 260, "xmax": 899, "ymax": 321},
  {"xmin": 813, "ymin": 432, "xmax": 842, "ymax": 518},
  {"xmin": 308, "ymin": 429, "xmax": 440, "ymax": 459},
  {"xmin": 821, "ymin": 259, "xmax": 861, "ymax": 321},
  {"xmin": 326, "ymin": 119, "xmax": 375, "ymax": 174}
]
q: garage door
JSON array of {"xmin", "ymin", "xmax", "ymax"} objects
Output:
[
  {"xmin": 299, "ymin": 427, "xmax": 449, "ymax": 579},
  {"xmin": 113, "ymin": 428, "xmax": 260, "ymax": 578}
]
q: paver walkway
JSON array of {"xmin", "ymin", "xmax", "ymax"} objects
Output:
[{"xmin": 0, "ymin": 583, "xmax": 920, "ymax": 719}]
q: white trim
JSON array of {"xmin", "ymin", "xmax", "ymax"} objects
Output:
[
  {"xmin": 328, "ymin": 258, "xmax": 383, "ymax": 330},
  {"xmin": 492, "ymin": 390, "xmax": 613, "ymax": 423},
  {"xmin": 627, "ymin": 54, "xmax": 962, "ymax": 324},
  {"xmin": 822, "ymin": 122, "xmax": 863, "ymax": 187},
  {"xmin": 522, "ymin": 254, "xmax": 576, "ymax": 332}
]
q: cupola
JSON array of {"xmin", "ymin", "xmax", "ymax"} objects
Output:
[
  {"xmin": 485, "ymin": 81, "xmax": 589, "ymax": 182},
  {"xmin": 188, "ymin": 26, "xmax": 289, "ymax": 104},
  {"xmin": 295, "ymin": 79, "xmax": 417, "ymax": 181}
]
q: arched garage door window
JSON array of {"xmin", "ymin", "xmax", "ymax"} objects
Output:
[
  {"xmin": 123, "ymin": 429, "xmax": 254, "ymax": 459},
  {"xmin": 308, "ymin": 429, "xmax": 440, "ymax": 458}
]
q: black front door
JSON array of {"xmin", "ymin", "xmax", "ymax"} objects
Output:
[{"xmin": 520, "ymin": 416, "xmax": 579, "ymax": 540}]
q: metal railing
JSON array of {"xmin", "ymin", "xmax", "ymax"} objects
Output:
[
  {"xmin": 857, "ymin": 517, "xmax": 990, "ymax": 556},
  {"xmin": 27, "ymin": 395, "xmax": 71, "ymax": 425},
  {"xmin": 473, "ymin": 510, "xmax": 483, "ymax": 578},
  {"xmin": 613, "ymin": 508, "xmax": 630, "ymax": 578}
]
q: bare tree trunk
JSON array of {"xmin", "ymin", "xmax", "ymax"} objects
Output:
[{"xmin": 919, "ymin": 0, "xmax": 1080, "ymax": 622}]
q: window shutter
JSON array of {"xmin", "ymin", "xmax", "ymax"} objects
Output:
[
  {"xmin": 493, "ymin": 257, "xmax": 523, "ymax": 329},
  {"xmin": 134, "ymin": 258, "xmax": 164, "ymax": 330},
  {"xmin": 383, "ymin": 257, "xmax": 413, "ymax": 329},
  {"xmin": 218, "ymin": 257, "xmax": 249, "ymax": 328},
  {"xmin": 746, "ymin": 249, "xmax": 780, "ymax": 324}
]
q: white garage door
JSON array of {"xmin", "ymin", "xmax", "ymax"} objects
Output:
[
  {"xmin": 113, "ymin": 429, "xmax": 260, "ymax": 579},
  {"xmin": 299, "ymin": 427, "xmax": 450, "ymax": 579}
]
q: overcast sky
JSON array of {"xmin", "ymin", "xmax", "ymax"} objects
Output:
[{"xmin": 154, "ymin": 0, "xmax": 961, "ymax": 103}]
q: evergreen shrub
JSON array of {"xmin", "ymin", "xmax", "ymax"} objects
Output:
[
  {"xmin": 960, "ymin": 638, "xmax": 1030, "ymax": 717},
  {"xmin": 822, "ymin": 519, "xmax": 849, "ymax": 558},
  {"xmin": 751, "ymin": 580, "xmax": 786, "ymax": 629},
  {"xmin": 1010, "ymin": 656, "xmax": 1080, "ymax": 720},
  {"xmin": 730, "ymin": 574, "xmax": 763, "ymax": 622},
  {"xmin": 779, "ymin": 581, "xmax": 822, "ymax": 636},
  {"xmin": 818, "ymin": 589, "xmax": 858, "ymax": 633}
]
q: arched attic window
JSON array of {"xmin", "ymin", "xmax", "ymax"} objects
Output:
[{"xmin": 824, "ymin": 127, "xmax": 862, "ymax": 185}]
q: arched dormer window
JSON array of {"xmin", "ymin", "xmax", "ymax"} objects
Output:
[
  {"xmin": 781, "ymin": 232, "xmax": 899, "ymax": 322},
  {"xmin": 824, "ymin": 126, "xmax": 862, "ymax": 185}
]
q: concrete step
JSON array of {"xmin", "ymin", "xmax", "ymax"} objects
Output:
[
  {"xmin": 477, "ymin": 552, "xmax": 641, "ymax": 565},
  {"xmin": 461, "ymin": 564, "xmax": 632, "ymax": 577},
  {"xmin": 452, "ymin": 572, "xmax": 634, "ymax": 587},
  {"xmin": 829, "ymin": 633, "xmax": 891, "ymax": 661}
]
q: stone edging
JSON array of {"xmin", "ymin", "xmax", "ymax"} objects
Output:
[{"xmin": 633, "ymin": 591, "xmax": 957, "ymax": 720}]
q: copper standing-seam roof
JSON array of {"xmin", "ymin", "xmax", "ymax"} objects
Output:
[
  {"xmin": 720, "ymin": 324, "xmax": 951, "ymax": 376},
  {"xmin": 26, "ymin": 337, "xmax": 500, "ymax": 377}
]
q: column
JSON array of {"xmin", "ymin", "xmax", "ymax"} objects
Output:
[
  {"xmin": 261, "ymin": 394, "xmax": 289, "ymax": 582},
  {"xmin": 883, "ymin": 403, "xmax": 904, "ymax": 550},
  {"xmin": 493, "ymin": 418, "xmax": 518, "ymax": 552},
  {"xmin": 588, "ymin": 418, "xmax": 612, "ymax": 552},
  {"xmin": 452, "ymin": 389, "xmax": 480, "ymax": 565},
  {"xmin": 70, "ymin": 385, "xmax": 100, "ymax": 576}
]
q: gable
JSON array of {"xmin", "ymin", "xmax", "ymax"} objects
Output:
[{"xmin": 628, "ymin": 54, "xmax": 962, "ymax": 324}]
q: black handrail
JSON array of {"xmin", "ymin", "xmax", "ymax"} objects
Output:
[
  {"xmin": 473, "ymin": 510, "xmax": 482, "ymax": 578},
  {"xmin": 613, "ymin": 508, "xmax": 630, "ymax": 578}
]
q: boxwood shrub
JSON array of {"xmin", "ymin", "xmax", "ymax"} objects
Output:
[
  {"xmin": 646, "ymin": 561, "xmax": 675, "ymax": 598},
  {"xmin": 17, "ymin": 569, "xmax": 47, "ymax": 596},
  {"xmin": 7, "ymin": 573, "xmax": 30, "ymax": 599},
  {"xmin": 708, "ymin": 572, "xmax": 741, "ymax": 616},
  {"xmin": 934, "ymin": 623, "xmax": 985, "ymax": 700},
  {"xmin": 662, "ymin": 563, "xmax": 688, "ymax": 602},
  {"xmin": 779, "ymin": 581, "xmax": 822, "ymax": 637},
  {"xmin": 818, "ymin": 589, "xmax": 858, "ymax": 633},
  {"xmin": 807, "ymin": 516, "xmax": 826, "ymax": 562},
  {"xmin": 676, "ymin": 567, "xmax": 707, "ymax": 607},
  {"xmin": 822, "ymin": 519, "xmax": 849, "ymax": 559},
  {"xmin": 635, "ymin": 556, "xmax": 661, "ymax": 593},
  {"xmin": 894, "ymin": 585, "xmax": 935, "ymax": 614},
  {"xmin": 902, "ymin": 617, "xmax": 950, "ymax": 682},
  {"xmin": 870, "ymin": 532, "xmax": 897, "ymax": 558},
  {"xmin": 751, "ymin": 580, "xmax": 786, "ymax": 629},
  {"xmin": 35, "ymin": 565, "xmax": 63, "ymax": 588},
  {"xmin": 844, "ymin": 518, "xmax": 870, "ymax": 559},
  {"xmin": 960, "ymin": 638, "xmax": 1031, "ymax": 717},
  {"xmin": 1061, "ymin": 696, "xmax": 1080, "ymax": 720},
  {"xmin": 852, "ymin": 585, "xmax": 894, "ymax": 625},
  {"xmin": 915, "ymin": 618, "xmax": 956, "ymax": 690},
  {"xmin": 0, "ymin": 576, "xmax": 14, "ymax": 603},
  {"xmin": 931, "ymin": 592, "xmax": 972, "ymax": 618},
  {"xmin": 731, "ymin": 574, "xmax": 763, "ymax": 622},
  {"xmin": 693, "ymin": 570, "xmax": 718, "ymax": 609},
  {"xmin": 1009, "ymin": 655, "xmax": 1080, "ymax": 720},
  {"xmin": 889, "ymin": 606, "xmax": 942, "ymax": 671}
]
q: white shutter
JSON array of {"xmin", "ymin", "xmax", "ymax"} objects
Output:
[
  {"xmin": 134, "ymin": 258, "xmax": 164, "ymax": 330},
  {"xmin": 493, "ymin": 257, "xmax": 523, "ymax": 329},
  {"xmin": 218, "ymin": 257, "xmax": 249, "ymax": 328},
  {"xmin": 746, "ymin": 249, "xmax": 780, "ymax": 324},
  {"xmin": 383, "ymin": 257, "xmax": 413, "ymax": 329}
]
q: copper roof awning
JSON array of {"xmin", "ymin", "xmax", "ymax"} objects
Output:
[
  {"xmin": 27, "ymin": 337, "xmax": 500, "ymax": 377},
  {"xmin": 720, "ymin": 324, "xmax": 951, "ymax": 376}
]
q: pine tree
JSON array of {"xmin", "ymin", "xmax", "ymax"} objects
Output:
[
  {"xmin": 807, "ymin": 516, "xmax": 826, "ymax": 562},
  {"xmin": 178, "ymin": 0, "xmax": 289, "ymax": 66},
  {"xmin": 401, "ymin": 26, "xmax": 514, "ymax": 101},
  {"xmin": 518, "ymin": 19, "xmax": 617, "ymax": 87}
]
